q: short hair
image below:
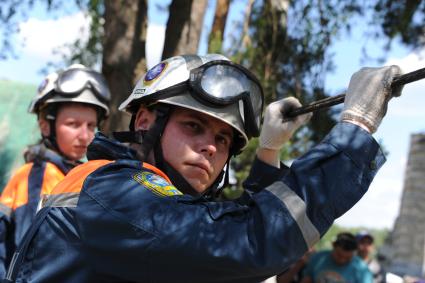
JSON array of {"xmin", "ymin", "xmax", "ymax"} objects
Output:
[
  {"xmin": 333, "ymin": 232, "xmax": 358, "ymax": 251},
  {"xmin": 356, "ymin": 231, "xmax": 374, "ymax": 243}
]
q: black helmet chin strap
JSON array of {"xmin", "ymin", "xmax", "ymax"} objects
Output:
[
  {"xmin": 202, "ymin": 158, "xmax": 230, "ymax": 200},
  {"xmin": 113, "ymin": 104, "xmax": 171, "ymax": 160},
  {"xmin": 42, "ymin": 108, "xmax": 64, "ymax": 157}
]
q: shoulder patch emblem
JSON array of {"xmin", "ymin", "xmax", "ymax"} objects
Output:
[{"xmin": 133, "ymin": 172, "xmax": 182, "ymax": 197}]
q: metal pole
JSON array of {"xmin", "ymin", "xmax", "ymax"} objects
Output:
[{"xmin": 287, "ymin": 66, "xmax": 425, "ymax": 117}]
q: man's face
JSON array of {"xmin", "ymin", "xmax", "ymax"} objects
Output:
[
  {"xmin": 55, "ymin": 104, "xmax": 98, "ymax": 161},
  {"xmin": 331, "ymin": 246, "xmax": 355, "ymax": 266},
  {"xmin": 161, "ymin": 107, "xmax": 233, "ymax": 193},
  {"xmin": 357, "ymin": 237, "xmax": 374, "ymax": 258}
]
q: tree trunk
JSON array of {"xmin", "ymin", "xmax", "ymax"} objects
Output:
[
  {"xmin": 208, "ymin": 0, "xmax": 230, "ymax": 53},
  {"xmin": 262, "ymin": 0, "xmax": 290, "ymax": 101},
  {"xmin": 101, "ymin": 0, "xmax": 148, "ymax": 133},
  {"xmin": 161, "ymin": 0, "xmax": 207, "ymax": 59},
  {"xmin": 240, "ymin": 0, "xmax": 255, "ymax": 51}
]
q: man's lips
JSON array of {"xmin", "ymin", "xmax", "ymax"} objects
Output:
[
  {"xmin": 74, "ymin": 145, "xmax": 88, "ymax": 151},
  {"xmin": 188, "ymin": 162, "xmax": 211, "ymax": 176}
]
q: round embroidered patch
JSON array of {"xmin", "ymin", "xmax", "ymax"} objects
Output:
[
  {"xmin": 133, "ymin": 172, "xmax": 182, "ymax": 197},
  {"xmin": 144, "ymin": 62, "xmax": 168, "ymax": 85}
]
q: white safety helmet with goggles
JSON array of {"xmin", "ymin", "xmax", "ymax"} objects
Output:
[
  {"xmin": 29, "ymin": 64, "xmax": 110, "ymax": 120},
  {"xmin": 119, "ymin": 54, "xmax": 264, "ymax": 153}
]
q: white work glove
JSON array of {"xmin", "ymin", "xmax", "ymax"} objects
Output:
[
  {"xmin": 259, "ymin": 97, "xmax": 312, "ymax": 150},
  {"xmin": 341, "ymin": 65, "xmax": 403, "ymax": 133}
]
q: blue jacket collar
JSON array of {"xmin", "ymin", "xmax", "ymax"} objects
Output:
[
  {"xmin": 25, "ymin": 143, "xmax": 79, "ymax": 174},
  {"xmin": 87, "ymin": 132, "xmax": 139, "ymax": 161}
]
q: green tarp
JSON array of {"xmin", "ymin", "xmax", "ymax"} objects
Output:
[{"xmin": 0, "ymin": 80, "xmax": 39, "ymax": 190}]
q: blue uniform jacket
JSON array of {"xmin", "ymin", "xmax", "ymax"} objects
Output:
[
  {"xmin": 7, "ymin": 122, "xmax": 385, "ymax": 283},
  {"xmin": 0, "ymin": 145, "xmax": 76, "ymax": 278}
]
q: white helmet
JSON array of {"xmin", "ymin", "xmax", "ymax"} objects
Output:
[
  {"xmin": 29, "ymin": 64, "xmax": 110, "ymax": 119},
  {"xmin": 119, "ymin": 54, "xmax": 264, "ymax": 151}
]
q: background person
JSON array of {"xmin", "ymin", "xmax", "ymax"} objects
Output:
[
  {"xmin": 0, "ymin": 64, "xmax": 110, "ymax": 278},
  {"xmin": 5, "ymin": 54, "xmax": 401, "ymax": 283},
  {"xmin": 357, "ymin": 231, "xmax": 387, "ymax": 283},
  {"xmin": 301, "ymin": 232, "xmax": 372, "ymax": 283}
]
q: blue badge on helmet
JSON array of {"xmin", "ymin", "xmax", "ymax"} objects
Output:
[
  {"xmin": 38, "ymin": 78, "xmax": 49, "ymax": 93},
  {"xmin": 144, "ymin": 62, "xmax": 168, "ymax": 85},
  {"xmin": 133, "ymin": 171, "xmax": 182, "ymax": 197}
]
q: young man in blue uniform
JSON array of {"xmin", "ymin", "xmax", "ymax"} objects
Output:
[
  {"xmin": 0, "ymin": 64, "xmax": 110, "ymax": 278},
  {"xmin": 5, "ymin": 54, "xmax": 402, "ymax": 283}
]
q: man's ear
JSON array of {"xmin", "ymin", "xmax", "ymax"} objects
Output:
[
  {"xmin": 39, "ymin": 118, "xmax": 51, "ymax": 137},
  {"xmin": 134, "ymin": 106, "xmax": 156, "ymax": 131}
]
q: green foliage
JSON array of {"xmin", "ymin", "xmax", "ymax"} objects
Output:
[
  {"xmin": 65, "ymin": 0, "xmax": 104, "ymax": 67},
  {"xmin": 221, "ymin": 185, "xmax": 243, "ymax": 199},
  {"xmin": 372, "ymin": 0, "xmax": 425, "ymax": 50},
  {"xmin": 0, "ymin": 80, "xmax": 38, "ymax": 190},
  {"xmin": 226, "ymin": 1, "xmax": 362, "ymax": 185},
  {"xmin": 44, "ymin": 0, "xmax": 104, "ymax": 72},
  {"xmin": 208, "ymin": 30, "xmax": 224, "ymax": 53}
]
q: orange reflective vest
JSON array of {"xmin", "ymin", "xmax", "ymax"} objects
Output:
[{"xmin": 0, "ymin": 146, "xmax": 77, "ymax": 278}]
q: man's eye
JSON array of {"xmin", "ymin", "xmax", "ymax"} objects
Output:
[
  {"xmin": 185, "ymin": 121, "xmax": 201, "ymax": 131},
  {"xmin": 66, "ymin": 121, "xmax": 78, "ymax": 127},
  {"xmin": 217, "ymin": 135, "xmax": 230, "ymax": 147}
]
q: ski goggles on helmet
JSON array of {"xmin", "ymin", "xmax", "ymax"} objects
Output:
[
  {"xmin": 147, "ymin": 60, "xmax": 264, "ymax": 138},
  {"xmin": 35, "ymin": 68, "xmax": 111, "ymax": 109},
  {"xmin": 52, "ymin": 68, "xmax": 111, "ymax": 103}
]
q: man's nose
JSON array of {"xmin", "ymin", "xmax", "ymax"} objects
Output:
[
  {"xmin": 200, "ymin": 135, "xmax": 217, "ymax": 157},
  {"xmin": 78, "ymin": 125, "xmax": 92, "ymax": 142}
]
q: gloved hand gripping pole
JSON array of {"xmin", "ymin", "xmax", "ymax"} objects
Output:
[{"xmin": 287, "ymin": 66, "xmax": 425, "ymax": 118}]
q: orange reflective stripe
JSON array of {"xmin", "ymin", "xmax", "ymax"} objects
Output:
[
  {"xmin": 50, "ymin": 160, "xmax": 113, "ymax": 195},
  {"xmin": 40, "ymin": 163, "xmax": 66, "ymax": 196},
  {"xmin": 142, "ymin": 162, "xmax": 172, "ymax": 184},
  {"xmin": 0, "ymin": 163, "xmax": 33, "ymax": 210}
]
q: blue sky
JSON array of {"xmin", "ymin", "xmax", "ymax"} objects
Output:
[{"xmin": 1, "ymin": 0, "xmax": 424, "ymax": 229}]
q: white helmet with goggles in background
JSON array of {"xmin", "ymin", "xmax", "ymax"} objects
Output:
[
  {"xmin": 119, "ymin": 54, "xmax": 264, "ymax": 154},
  {"xmin": 29, "ymin": 64, "xmax": 110, "ymax": 121}
]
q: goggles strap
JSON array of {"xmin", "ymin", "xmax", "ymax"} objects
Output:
[
  {"xmin": 181, "ymin": 54, "xmax": 203, "ymax": 70},
  {"xmin": 112, "ymin": 105, "xmax": 170, "ymax": 162},
  {"xmin": 129, "ymin": 114, "xmax": 137, "ymax": 131},
  {"xmin": 141, "ymin": 104, "xmax": 170, "ymax": 159},
  {"xmin": 42, "ymin": 107, "xmax": 65, "ymax": 159}
]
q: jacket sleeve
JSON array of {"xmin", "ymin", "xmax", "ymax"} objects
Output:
[
  {"xmin": 76, "ymin": 122, "xmax": 385, "ymax": 283},
  {"xmin": 243, "ymin": 156, "xmax": 289, "ymax": 193},
  {"xmin": 268, "ymin": 122, "xmax": 385, "ymax": 241}
]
